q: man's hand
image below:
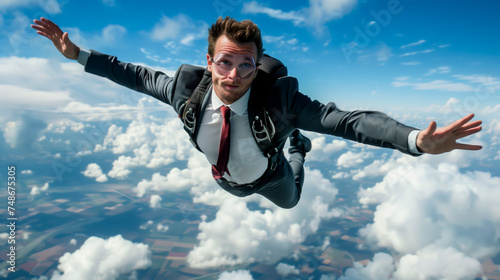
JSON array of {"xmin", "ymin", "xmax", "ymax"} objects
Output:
[
  {"xmin": 31, "ymin": 17, "xmax": 80, "ymax": 60},
  {"xmin": 417, "ymin": 113, "xmax": 483, "ymax": 154}
]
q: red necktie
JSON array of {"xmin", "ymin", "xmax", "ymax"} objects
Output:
[{"xmin": 212, "ymin": 106, "xmax": 231, "ymax": 179}]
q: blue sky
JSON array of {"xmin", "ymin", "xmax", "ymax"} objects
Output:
[
  {"xmin": 1, "ymin": 1, "xmax": 500, "ymax": 279},
  {"xmin": 2, "ymin": 0, "xmax": 499, "ymax": 112}
]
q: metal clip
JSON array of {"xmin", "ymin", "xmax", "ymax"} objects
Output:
[
  {"xmin": 252, "ymin": 116, "xmax": 272, "ymax": 143},
  {"xmin": 183, "ymin": 107, "xmax": 196, "ymax": 133}
]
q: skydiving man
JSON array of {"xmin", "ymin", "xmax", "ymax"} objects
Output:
[{"xmin": 32, "ymin": 17, "xmax": 482, "ymax": 208}]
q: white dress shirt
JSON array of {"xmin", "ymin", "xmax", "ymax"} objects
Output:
[{"xmin": 197, "ymin": 88, "xmax": 268, "ymax": 184}]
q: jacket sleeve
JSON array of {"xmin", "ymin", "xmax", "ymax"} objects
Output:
[
  {"xmin": 83, "ymin": 50, "xmax": 208, "ymax": 114},
  {"xmin": 279, "ymin": 78, "xmax": 419, "ymax": 156}
]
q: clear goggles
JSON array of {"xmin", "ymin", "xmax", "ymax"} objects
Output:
[{"xmin": 210, "ymin": 53, "xmax": 259, "ymax": 79}]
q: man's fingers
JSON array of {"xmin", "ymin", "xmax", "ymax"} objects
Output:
[
  {"xmin": 447, "ymin": 113, "xmax": 476, "ymax": 132},
  {"xmin": 44, "ymin": 22, "xmax": 62, "ymax": 37},
  {"xmin": 33, "ymin": 17, "xmax": 62, "ymax": 37},
  {"xmin": 40, "ymin": 17, "xmax": 56, "ymax": 28},
  {"xmin": 456, "ymin": 126, "xmax": 482, "ymax": 139},
  {"xmin": 454, "ymin": 143, "xmax": 483, "ymax": 151},
  {"xmin": 31, "ymin": 22, "xmax": 49, "ymax": 34},
  {"xmin": 456, "ymin": 120, "xmax": 482, "ymax": 133},
  {"xmin": 35, "ymin": 31, "xmax": 51, "ymax": 39},
  {"xmin": 424, "ymin": 121, "xmax": 437, "ymax": 137},
  {"xmin": 62, "ymin": 32, "xmax": 73, "ymax": 45}
]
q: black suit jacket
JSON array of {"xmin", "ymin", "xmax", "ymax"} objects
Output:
[{"xmin": 85, "ymin": 50, "xmax": 419, "ymax": 156}]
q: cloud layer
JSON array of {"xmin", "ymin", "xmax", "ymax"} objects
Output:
[
  {"xmin": 51, "ymin": 235, "xmax": 151, "ymax": 280},
  {"xmin": 187, "ymin": 167, "xmax": 341, "ymax": 268},
  {"xmin": 356, "ymin": 162, "xmax": 500, "ymax": 279}
]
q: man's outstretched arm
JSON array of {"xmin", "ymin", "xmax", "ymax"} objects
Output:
[
  {"xmin": 31, "ymin": 17, "xmax": 80, "ymax": 60},
  {"xmin": 416, "ymin": 113, "xmax": 482, "ymax": 154},
  {"xmin": 30, "ymin": 17, "xmax": 206, "ymax": 113}
]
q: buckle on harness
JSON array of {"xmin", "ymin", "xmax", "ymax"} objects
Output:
[
  {"xmin": 252, "ymin": 112, "xmax": 278, "ymax": 155},
  {"xmin": 183, "ymin": 106, "xmax": 196, "ymax": 133}
]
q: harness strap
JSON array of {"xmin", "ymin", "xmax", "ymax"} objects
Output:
[
  {"xmin": 250, "ymin": 107, "xmax": 279, "ymax": 171},
  {"xmin": 180, "ymin": 69, "xmax": 212, "ymax": 151}
]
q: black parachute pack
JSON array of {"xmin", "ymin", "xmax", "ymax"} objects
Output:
[{"xmin": 179, "ymin": 54, "xmax": 287, "ymax": 171}]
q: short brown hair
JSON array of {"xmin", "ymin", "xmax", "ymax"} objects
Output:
[{"xmin": 208, "ymin": 17, "xmax": 264, "ymax": 61}]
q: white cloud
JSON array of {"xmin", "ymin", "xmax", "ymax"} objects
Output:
[
  {"xmin": 263, "ymin": 35, "xmax": 286, "ymax": 44},
  {"xmin": 487, "ymin": 119, "xmax": 500, "ymax": 147},
  {"xmin": 0, "ymin": 84, "xmax": 72, "ymax": 110},
  {"xmin": 483, "ymin": 104, "xmax": 500, "ymax": 116},
  {"xmin": 394, "ymin": 245, "xmax": 482, "ymax": 280},
  {"xmin": 306, "ymin": 0, "xmax": 358, "ymax": 33},
  {"xmin": 47, "ymin": 119, "xmax": 85, "ymax": 133},
  {"xmin": 306, "ymin": 134, "xmax": 348, "ymax": 161},
  {"xmin": 149, "ymin": 195, "xmax": 162, "ymax": 209},
  {"xmin": 39, "ymin": 0, "xmax": 62, "ymax": 14},
  {"xmin": 3, "ymin": 5, "xmax": 59, "ymax": 52},
  {"xmin": 375, "ymin": 42, "xmax": 392, "ymax": 62},
  {"xmin": 108, "ymin": 144, "xmax": 153, "ymax": 179},
  {"xmin": 243, "ymin": 2, "xmax": 305, "ymax": 25},
  {"xmin": 401, "ymin": 39, "xmax": 426, "ymax": 49},
  {"xmin": 0, "ymin": 57, "xmax": 76, "ymax": 95},
  {"xmin": 30, "ymin": 182, "xmax": 49, "ymax": 196},
  {"xmin": 401, "ymin": 61, "xmax": 421, "ymax": 66},
  {"xmin": 337, "ymin": 150, "xmax": 373, "ymax": 168},
  {"xmin": 339, "ymin": 253, "xmax": 395, "ymax": 280},
  {"xmin": 426, "ymin": 97, "xmax": 462, "ymax": 115},
  {"xmin": 2, "ymin": 113, "xmax": 47, "ymax": 150},
  {"xmin": 262, "ymin": 34, "xmax": 307, "ymax": 52},
  {"xmin": 0, "ymin": 233, "xmax": 9, "ymax": 240},
  {"xmin": 51, "ymin": 235, "xmax": 151, "ymax": 280},
  {"xmin": 354, "ymin": 145, "xmax": 487, "ymax": 184},
  {"xmin": 454, "ymin": 74, "xmax": 500, "ymax": 88},
  {"xmin": 0, "ymin": 56, "xmax": 145, "ymax": 123},
  {"xmin": 134, "ymin": 149, "xmax": 212, "ymax": 197},
  {"xmin": 0, "ymin": 0, "xmax": 31, "ymax": 10},
  {"xmin": 93, "ymin": 100, "xmax": 194, "ymax": 180},
  {"xmin": 357, "ymin": 162, "xmax": 500, "ymax": 277},
  {"xmin": 100, "ymin": 24, "xmax": 127, "ymax": 45},
  {"xmin": 3, "ymin": 121, "xmax": 17, "ymax": 148},
  {"xmin": 275, "ymin": 263, "xmax": 299, "ymax": 277},
  {"xmin": 339, "ymin": 249, "xmax": 481, "ymax": 280},
  {"xmin": 94, "ymin": 124, "xmax": 123, "ymax": 152},
  {"xmin": 150, "ymin": 14, "xmax": 208, "ymax": 46},
  {"xmin": 156, "ymin": 223, "xmax": 168, "ymax": 233},
  {"xmin": 82, "ymin": 163, "xmax": 108, "ymax": 182},
  {"xmin": 58, "ymin": 101, "xmax": 138, "ymax": 122},
  {"xmin": 392, "ymin": 79, "xmax": 475, "ymax": 92},
  {"xmin": 424, "ymin": 66, "xmax": 450, "ymax": 76},
  {"xmin": 217, "ymin": 270, "xmax": 254, "ymax": 280},
  {"xmin": 69, "ymin": 239, "xmax": 77, "ymax": 246},
  {"xmin": 140, "ymin": 48, "xmax": 172, "ymax": 64},
  {"xmin": 151, "ymin": 14, "xmax": 189, "ymax": 41},
  {"xmin": 107, "ymin": 118, "xmax": 153, "ymax": 154},
  {"xmin": 399, "ymin": 48, "xmax": 435, "ymax": 57},
  {"xmin": 187, "ymin": 167, "xmax": 341, "ymax": 268},
  {"xmin": 139, "ymin": 220, "xmax": 154, "ymax": 230},
  {"xmin": 243, "ymin": 0, "xmax": 357, "ymax": 35}
]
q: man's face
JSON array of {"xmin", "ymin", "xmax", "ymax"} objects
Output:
[{"xmin": 207, "ymin": 35, "xmax": 259, "ymax": 104}]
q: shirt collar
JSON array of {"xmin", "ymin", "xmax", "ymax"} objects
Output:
[{"xmin": 211, "ymin": 87, "xmax": 250, "ymax": 116}]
